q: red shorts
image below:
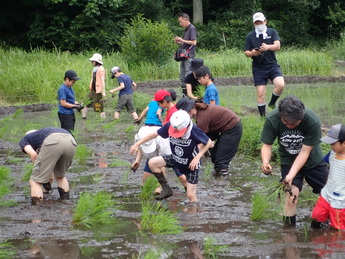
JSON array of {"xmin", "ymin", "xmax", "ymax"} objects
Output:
[{"xmin": 312, "ymin": 196, "xmax": 345, "ymax": 230}]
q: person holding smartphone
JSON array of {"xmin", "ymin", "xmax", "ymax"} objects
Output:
[{"xmin": 244, "ymin": 12, "xmax": 285, "ymax": 117}]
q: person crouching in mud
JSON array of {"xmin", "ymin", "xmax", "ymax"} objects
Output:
[{"xmin": 130, "ymin": 110, "xmax": 212, "ymax": 203}]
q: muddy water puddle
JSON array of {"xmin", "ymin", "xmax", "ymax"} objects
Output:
[{"xmin": 0, "ymin": 109, "xmax": 344, "ymax": 258}]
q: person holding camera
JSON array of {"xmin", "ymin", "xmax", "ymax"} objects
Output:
[
  {"xmin": 57, "ymin": 70, "xmax": 83, "ymax": 132},
  {"xmin": 174, "ymin": 12, "xmax": 197, "ymax": 95},
  {"xmin": 244, "ymin": 12, "xmax": 285, "ymax": 117}
]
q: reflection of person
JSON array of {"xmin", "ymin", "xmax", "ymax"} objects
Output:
[
  {"xmin": 154, "ymin": 89, "xmax": 178, "ymax": 125},
  {"xmin": 109, "ymin": 66, "xmax": 139, "ymax": 121},
  {"xmin": 311, "ymin": 124, "xmax": 345, "ymax": 230},
  {"xmin": 176, "ymin": 98, "xmax": 242, "ymax": 176},
  {"xmin": 130, "ymin": 110, "xmax": 212, "ymax": 203},
  {"xmin": 174, "ymin": 13, "xmax": 197, "ymax": 93},
  {"xmin": 260, "ymin": 95, "xmax": 328, "ymax": 226},
  {"xmin": 184, "ymin": 58, "xmax": 204, "ymax": 100},
  {"xmin": 194, "ymin": 66, "xmax": 219, "ymax": 105},
  {"xmin": 19, "ymin": 127, "xmax": 76, "ymax": 205},
  {"xmin": 57, "ymin": 70, "xmax": 83, "ymax": 132},
  {"xmin": 244, "ymin": 12, "xmax": 285, "ymax": 117},
  {"xmin": 82, "ymin": 53, "xmax": 106, "ymax": 119}
]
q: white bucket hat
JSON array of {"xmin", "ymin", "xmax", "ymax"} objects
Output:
[{"xmin": 89, "ymin": 53, "xmax": 103, "ymax": 65}]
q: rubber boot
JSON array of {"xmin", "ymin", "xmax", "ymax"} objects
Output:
[
  {"xmin": 58, "ymin": 187, "xmax": 70, "ymax": 200},
  {"xmin": 310, "ymin": 219, "xmax": 323, "ymax": 229},
  {"xmin": 283, "ymin": 215, "xmax": 296, "ymax": 227},
  {"xmin": 152, "ymin": 173, "xmax": 173, "ymax": 200}
]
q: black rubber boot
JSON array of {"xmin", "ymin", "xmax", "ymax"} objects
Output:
[
  {"xmin": 58, "ymin": 187, "xmax": 70, "ymax": 200},
  {"xmin": 283, "ymin": 215, "xmax": 296, "ymax": 226},
  {"xmin": 310, "ymin": 219, "xmax": 323, "ymax": 229},
  {"xmin": 152, "ymin": 173, "xmax": 173, "ymax": 200}
]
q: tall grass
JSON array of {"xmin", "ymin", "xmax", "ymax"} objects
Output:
[{"xmin": 0, "ymin": 44, "xmax": 341, "ymax": 104}]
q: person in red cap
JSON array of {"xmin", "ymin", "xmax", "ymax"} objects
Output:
[
  {"xmin": 311, "ymin": 124, "xmax": 345, "ymax": 230},
  {"xmin": 130, "ymin": 110, "xmax": 212, "ymax": 203},
  {"xmin": 154, "ymin": 89, "xmax": 178, "ymax": 124}
]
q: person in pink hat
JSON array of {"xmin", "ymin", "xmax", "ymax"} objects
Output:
[{"xmin": 130, "ymin": 110, "xmax": 212, "ymax": 203}]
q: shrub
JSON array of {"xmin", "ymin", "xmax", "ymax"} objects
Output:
[{"xmin": 119, "ymin": 15, "xmax": 176, "ymax": 66}]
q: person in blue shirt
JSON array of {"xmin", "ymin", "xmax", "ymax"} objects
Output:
[
  {"xmin": 109, "ymin": 66, "xmax": 139, "ymax": 121},
  {"xmin": 193, "ymin": 65, "xmax": 220, "ymax": 105},
  {"xmin": 130, "ymin": 110, "xmax": 212, "ymax": 203},
  {"xmin": 57, "ymin": 70, "xmax": 83, "ymax": 132}
]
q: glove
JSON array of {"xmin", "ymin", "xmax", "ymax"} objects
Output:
[
  {"xmin": 130, "ymin": 162, "xmax": 140, "ymax": 172},
  {"xmin": 74, "ymin": 104, "xmax": 84, "ymax": 112},
  {"xmin": 133, "ymin": 119, "xmax": 141, "ymax": 126}
]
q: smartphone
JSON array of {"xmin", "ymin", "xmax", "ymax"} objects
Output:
[{"xmin": 254, "ymin": 48, "xmax": 260, "ymax": 51}]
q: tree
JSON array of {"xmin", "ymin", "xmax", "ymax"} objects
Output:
[{"xmin": 193, "ymin": 0, "xmax": 203, "ymax": 24}]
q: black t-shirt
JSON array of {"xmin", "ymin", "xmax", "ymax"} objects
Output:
[{"xmin": 244, "ymin": 28, "xmax": 281, "ymax": 69}]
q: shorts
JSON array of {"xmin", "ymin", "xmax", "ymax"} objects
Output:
[
  {"xmin": 144, "ymin": 159, "xmax": 152, "ymax": 173},
  {"xmin": 253, "ymin": 66, "xmax": 283, "ymax": 86},
  {"xmin": 312, "ymin": 196, "xmax": 345, "ymax": 230},
  {"xmin": 115, "ymin": 94, "xmax": 135, "ymax": 113},
  {"xmin": 162, "ymin": 154, "xmax": 199, "ymax": 184},
  {"xmin": 281, "ymin": 161, "xmax": 328, "ymax": 194},
  {"xmin": 30, "ymin": 133, "xmax": 77, "ymax": 183}
]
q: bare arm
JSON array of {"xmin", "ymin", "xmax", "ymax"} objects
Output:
[
  {"xmin": 284, "ymin": 144, "xmax": 314, "ymax": 185},
  {"xmin": 109, "ymin": 83, "xmax": 125, "ymax": 94},
  {"xmin": 261, "ymin": 143, "xmax": 273, "ymax": 174},
  {"xmin": 137, "ymin": 107, "xmax": 149, "ymax": 122},
  {"xmin": 186, "ymin": 83, "xmax": 198, "ymax": 100},
  {"xmin": 59, "ymin": 99, "xmax": 79, "ymax": 109},
  {"xmin": 189, "ymin": 139, "xmax": 213, "ymax": 170},
  {"xmin": 23, "ymin": 145, "xmax": 38, "ymax": 162},
  {"xmin": 244, "ymin": 40, "xmax": 281, "ymax": 58}
]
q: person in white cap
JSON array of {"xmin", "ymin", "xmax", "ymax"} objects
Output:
[
  {"xmin": 260, "ymin": 95, "xmax": 328, "ymax": 226},
  {"xmin": 130, "ymin": 110, "xmax": 212, "ymax": 203},
  {"xmin": 130, "ymin": 126, "xmax": 171, "ymax": 193},
  {"xmin": 82, "ymin": 53, "xmax": 106, "ymax": 119},
  {"xmin": 244, "ymin": 12, "xmax": 285, "ymax": 117},
  {"xmin": 109, "ymin": 66, "xmax": 139, "ymax": 121},
  {"xmin": 311, "ymin": 124, "xmax": 345, "ymax": 230}
]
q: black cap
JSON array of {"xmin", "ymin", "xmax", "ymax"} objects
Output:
[
  {"xmin": 65, "ymin": 70, "xmax": 81, "ymax": 80},
  {"xmin": 176, "ymin": 97, "xmax": 195, "ymax": 112},
  {"xmin": 190, "ymin": 58, "xmax": 204, "ymax": 72}
]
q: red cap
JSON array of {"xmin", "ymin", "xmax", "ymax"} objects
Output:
[{"xmin": 154, "ymin": 89, "xmax": 171, "ymax": 101}]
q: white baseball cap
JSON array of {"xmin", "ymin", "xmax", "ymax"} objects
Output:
[
  {"xmin": 253, "ymin": 12, "xmax": 266, "ymax": 23},
  {"xmin": 168, "ymin": 110, "xmax": 191, "ymax": 138}
]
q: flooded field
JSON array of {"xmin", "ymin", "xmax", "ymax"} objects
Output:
[{"xmin": 1, "ymin": 82, "xmax": 345, "ymax": 258}]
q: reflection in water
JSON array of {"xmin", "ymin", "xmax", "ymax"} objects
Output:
[
  {"xmin": 94, "ymin": 152, "xmax": 108, "ymax": 168},
  {"xmin": 281, "ymin": 229, "xmax": 300, "ymax": 259},
  {"xmin": 312, "ymin": 230, "xmax": 345, "ymax": 258},
  {"xmin": 29, "ymin": 238, "xmax": 80, "ymax": 259}
]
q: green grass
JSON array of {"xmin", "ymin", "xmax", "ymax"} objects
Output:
[
  {"xmin": 139, "ymin": 175, "xmax": 158, "ymax": 200},
  {"xmin": 74, "ymin": 144, "xmax": 93, "ymax": 165},
  {"xmin": 139, "ymin": 201, "xmax": 185, "ymax": 235},
  {"xmin": 0, "ymin": 45, "xmax": 343, "ymax": 105},
  {"xmin": 0, "ymin": 166, "xmax": 16, "ymax": 206},
  {"xmin": 72, "ymin": 191, "xmax": 119, "ymax": 229},
  {"xmin": 202, "ymin": 236, "xmax": 228, "ymax": 259}
]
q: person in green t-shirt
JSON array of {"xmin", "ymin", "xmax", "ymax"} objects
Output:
[{"xmin": 260, "ymin": 95, "xmax": 329, "ymax": 226}]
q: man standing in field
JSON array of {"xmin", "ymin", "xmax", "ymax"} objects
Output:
[
  {"xmin": 244, "ymin": 12, "xmax": 285, "ymax": 117},
  {"xmin": 174, "ymin": 13, "xmax": 197, "ymax": 95}
]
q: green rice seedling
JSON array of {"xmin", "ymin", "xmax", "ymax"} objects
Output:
[
  {"xmin": 72, "ymin": 191, "xmax": 119, "ymax": 229},
  {"xmin": 251, "ymin": 181, "xmax": 287, "ymax": 221},
  {"xmin": 0, "ymin": 240, "xmax": 16, "ymax": 258},
  {"xmin": 201, "ymin": 160, "xmax": 213, "ymax": 183},
  {"xmin": 21, "ymin": 163, "xmax": 33, "ymax": 181},
  {"xmin": 139, "ymin": 175, "xmax": 158, "ymax": 200},
  {"xmin": 139, "ymin": 201, "xmax": 185, "ymax": 235},
  {"xmin": 5, "ymin": 150, "xmax": 22, "ymax": 164},
  {"xmin": 0, "ymin": 166, "xmax": 16, "ymax": 206},
  {"xmin": 202, "ymin": 236, "xmax": 228, "ymax": 259},
  {"xmin": 74, "ymin": 144, "xmax": 92, "ymax": 165}
]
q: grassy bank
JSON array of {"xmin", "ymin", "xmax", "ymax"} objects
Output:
[{"xmin": 0, "ymin": 44, "xmax": 342, "ymax": 105}]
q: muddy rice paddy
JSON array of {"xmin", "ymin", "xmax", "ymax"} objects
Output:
[{"xmin": 1, "ymin": 79, "xmax": 345, "ymax": 258}]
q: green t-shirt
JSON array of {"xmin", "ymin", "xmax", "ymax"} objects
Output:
[{"xmin": 260, "ymin": 107, "xmax": 323, "ymax": 168}]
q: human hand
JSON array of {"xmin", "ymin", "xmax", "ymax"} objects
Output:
[
  {"xmin": 129, "ymin": 145, "xmax": 139, "ymax": 155},
  {"xmin": 130, "ymin": 161, "xmax": 140, "ymax": 172},
  {"xmin": 189, "ymin": 157, "xmax": 200, "ymax": 171},
  {"xmin": 261, "ymin": 163, "xmax": 272, "ymax": 175},
  {"xmin": 283, "ymin": 174, "xmax": 293, "ymax": 186},
  {"xmin": 74, "ymin": 104, "xmax": 84, "ymax": 112},
  {"xmin": 133, "ymin": 119, "xmax": 141, "ymax": 125}
]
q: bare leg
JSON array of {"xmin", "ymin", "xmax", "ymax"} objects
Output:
[
  {"xmin": 114, "ymin": 111, "xmax": 120, "ymax": 120},
  {"xmin": 30, "ymin": 180, "xmax": 43, "ymax": 204}
]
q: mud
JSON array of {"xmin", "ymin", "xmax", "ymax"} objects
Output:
[{"xmin": 1, "ymin": 78, "xmax": 345, "ymax": 258}]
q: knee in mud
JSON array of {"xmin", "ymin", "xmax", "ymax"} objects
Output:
[
  {"xmin": 58, "ymin": 187, "xmax": 70, "ymax": 200},
  {"xmin": 31, "ymin": 196, "xmax": 43, "ymax": 205}
]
